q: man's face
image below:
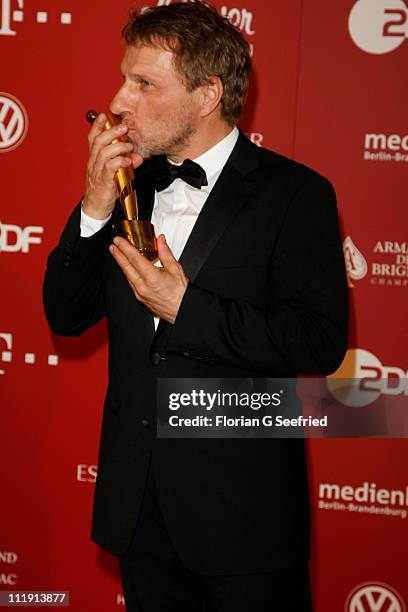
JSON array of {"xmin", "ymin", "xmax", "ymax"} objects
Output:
[{"xmin": 110, "ymin": 44, "xmax": 200, "ymax": 158}]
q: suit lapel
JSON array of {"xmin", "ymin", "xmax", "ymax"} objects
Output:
[
  {"xmin": 178, "ymin": 139, "xmax": 257, "ymax": 281},
  {"xmin": 151, "ymin": 131, "xmax": 259, "ymax": 352}
]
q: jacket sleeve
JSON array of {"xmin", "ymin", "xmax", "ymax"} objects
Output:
[
  {"xmin": 42, "ymin": 202, "xmax": 112, "ymax": 336},
  {"xmin": 166, "ymin": 175, "xmax": 349, "ymax": 375}
]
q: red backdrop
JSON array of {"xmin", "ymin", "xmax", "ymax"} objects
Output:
[{"xmin": 1, "ymin": 1, "xmax": 407, "ymax": 610}]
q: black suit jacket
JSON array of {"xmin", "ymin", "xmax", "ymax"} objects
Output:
[{"xmin": 43, "ymin": 132, "xmax": 348, "ymax": 575}]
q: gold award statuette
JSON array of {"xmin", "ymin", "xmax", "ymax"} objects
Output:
[{"xmin": 86, "ymin": 109, "xmax": 158, "ymax": 262}]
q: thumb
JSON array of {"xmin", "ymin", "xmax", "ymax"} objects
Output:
[
  {"xmin": 131, "ymin": 152, "xmax": 144, "ymax": 169},
  {"xmin": 157, "ymin": 235, "xmax": 177, "ymax": 268}
]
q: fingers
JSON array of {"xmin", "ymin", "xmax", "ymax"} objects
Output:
[
  {"xmin": 131, "ymin": 152, "xmax": 145, "ymax": 169},
  {"xmin": 84, "ymin": 114, "xmax": 136, "ymax": 217},
  {"xmin": 109, "ymin": 239, "xmax": 154, "ymax": 303},
  {"xmin": 111, "ymin": 237, "xmax": 152, "ymax": 277},
  {"xmin": 109, "ymin": 235, "xmax": 187, "ymax": 321},
  {"xmin": 114, "ymin": 235, "xmax": 179, "ymax": 277},
  {"xmin": 157, "ymin": 235, "xmax": 178, "ymax": 269},
  {"xmin": 87, "ymin": 112, "xmax": 107, "ymax": 148},
  {"xmin": 87, "ymin": 113, "xmax": 127, "ymax": 149},
  {"xmin": 92, "ymin": 141, "xmax": 134, "ymax": 184},
  {"xmin": 89, "ymin": 123, "xmax": 130, "ymax": 169},
  {"xmin": 109, "ymin": 241, "xmax": 143, "ymax": 290}
]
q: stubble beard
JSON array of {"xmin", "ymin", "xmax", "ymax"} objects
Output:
[{"xmin": 128, "ymin": 103, "xmax": 198, "ymax": 159}]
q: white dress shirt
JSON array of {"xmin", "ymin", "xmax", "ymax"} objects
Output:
[{"xmin": 80, "ymin": 126, "xmax": 239, "ymax": 329}]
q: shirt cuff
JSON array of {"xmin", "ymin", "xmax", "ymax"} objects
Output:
[{"xmin": 80, "ymin": 205, "xmax": 112, "ymax": 237}]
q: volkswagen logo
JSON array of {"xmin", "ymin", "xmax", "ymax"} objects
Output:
[
  {"xmin": 0, "ymin": 92, "xmax": 28, "ymax": 152},
  {"xmin": 346, "ymin": 582, "xmax": 406, "ymax": 612}
]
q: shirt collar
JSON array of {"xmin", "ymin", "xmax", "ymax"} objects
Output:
[
  {"xmin": 167, "ymin": 127, "xmax": 239, "ymax": 184},
  {"xmin": 193, "ymin": 127, "xmax": 239, "ymax": 183}
]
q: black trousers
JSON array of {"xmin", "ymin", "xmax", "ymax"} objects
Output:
[{"xmin": 119, "ymin": 460, "xmax": 313, "ymax": 612}]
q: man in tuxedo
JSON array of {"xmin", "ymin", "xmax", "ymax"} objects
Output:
[{"xmin": 43, "ymin": 2, "xmax": 348, "ymax": 610}]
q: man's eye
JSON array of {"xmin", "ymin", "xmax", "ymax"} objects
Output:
[{"xmin": 140, "ymin": 79, "xmax": 152, "ymax": 87}]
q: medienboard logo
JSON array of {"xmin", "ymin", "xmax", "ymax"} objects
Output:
[
  {"xmin": 349, "ymin": 0, "xmax": 408, "ymax": 55},
  {"xmin": 343, "ymin": 237, "xmax": 408, "ymax": 289},
  {"xmin": 364, "ymin": 133, "xmax": 408, "ymax": 163},
  {"xmin": 319, "ymin": 482, "xmax": 408, "ymax": 520},
  {"xmin": 327, "ymin": 348, "xmax": 408, "ymax": 407},
  {"xmin": 0, "ymin": 93, "xmax": 28, "ymax": 152},
  {"xmin": 345, "ymin": 582, "xmax": 406, "ymax": 612}
]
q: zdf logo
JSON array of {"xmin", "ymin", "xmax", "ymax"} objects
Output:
[
  {"xmin": 0, "ymin": 222, "xmax": 43, "ymax": 253},
  {"xmin": 0, "ymin": 92, "xmax": 28, "ymax": 152},
  {"xmin": 327, "ymin": 348, "xmax": 408, "ymax": 407},
  {"xmin": 345, "ymin": 582, "xmax": 406, "ymax": 612},
  {"xmin": 349, "ymin": 0, "xmax": 408, "ymax": 54}
]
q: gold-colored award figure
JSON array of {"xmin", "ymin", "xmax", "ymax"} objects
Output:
[{"xmin": 86, "ymin": 110, "xmax": 158, "ymax": 262}]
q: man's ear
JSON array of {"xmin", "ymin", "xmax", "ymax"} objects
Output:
[{"xmin": 198, "ymin": 76, "xmax": 224, "ymax": 118}]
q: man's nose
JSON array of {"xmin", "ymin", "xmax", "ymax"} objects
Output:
[
  {"xmin": 109, "ymin": 83, "xmax": 136, "ymax": 117},
  {"xmin": 109, "ymin": 85, "xmax": 126, "ymax": 116}
]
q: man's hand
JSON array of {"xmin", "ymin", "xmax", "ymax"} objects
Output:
[
  {"xmin": 83, "ymin": 113, "xmax": 144, "ymax": 220},
  {"xmin": 109, "ymin": 234, "xmax": 188, "ymax": 323}
]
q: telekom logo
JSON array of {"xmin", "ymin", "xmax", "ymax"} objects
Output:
[
  {"xmin": 349, "ymin": 0, "xmax": 408, "ymax": 54},
  {"xmin": 0, "ymin": 0, "xmax": 72, "ymax": 34},
  {"xmin": 0, "ymin": 0, "xmax": 23, "ymax": 35},
  {"xmin": 346, "ymin": 582, "xmax": 406, "ymax": 612},
  {"xmin": 0, "ymin": 93, "xmax": 28, "ymax": 152},
  {"xmin": 0, "ymin": 332, "xmax": 59, "ymax": 376}
]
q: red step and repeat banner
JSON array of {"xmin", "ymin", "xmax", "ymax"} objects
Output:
[{"xmin": 1, "ymin": 0, "xmax": 407, "ymax": 610}]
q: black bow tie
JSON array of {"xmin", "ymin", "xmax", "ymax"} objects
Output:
[{"xmin": 150, "ymin": 156, "xmax": 208, "ymax": 192}]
